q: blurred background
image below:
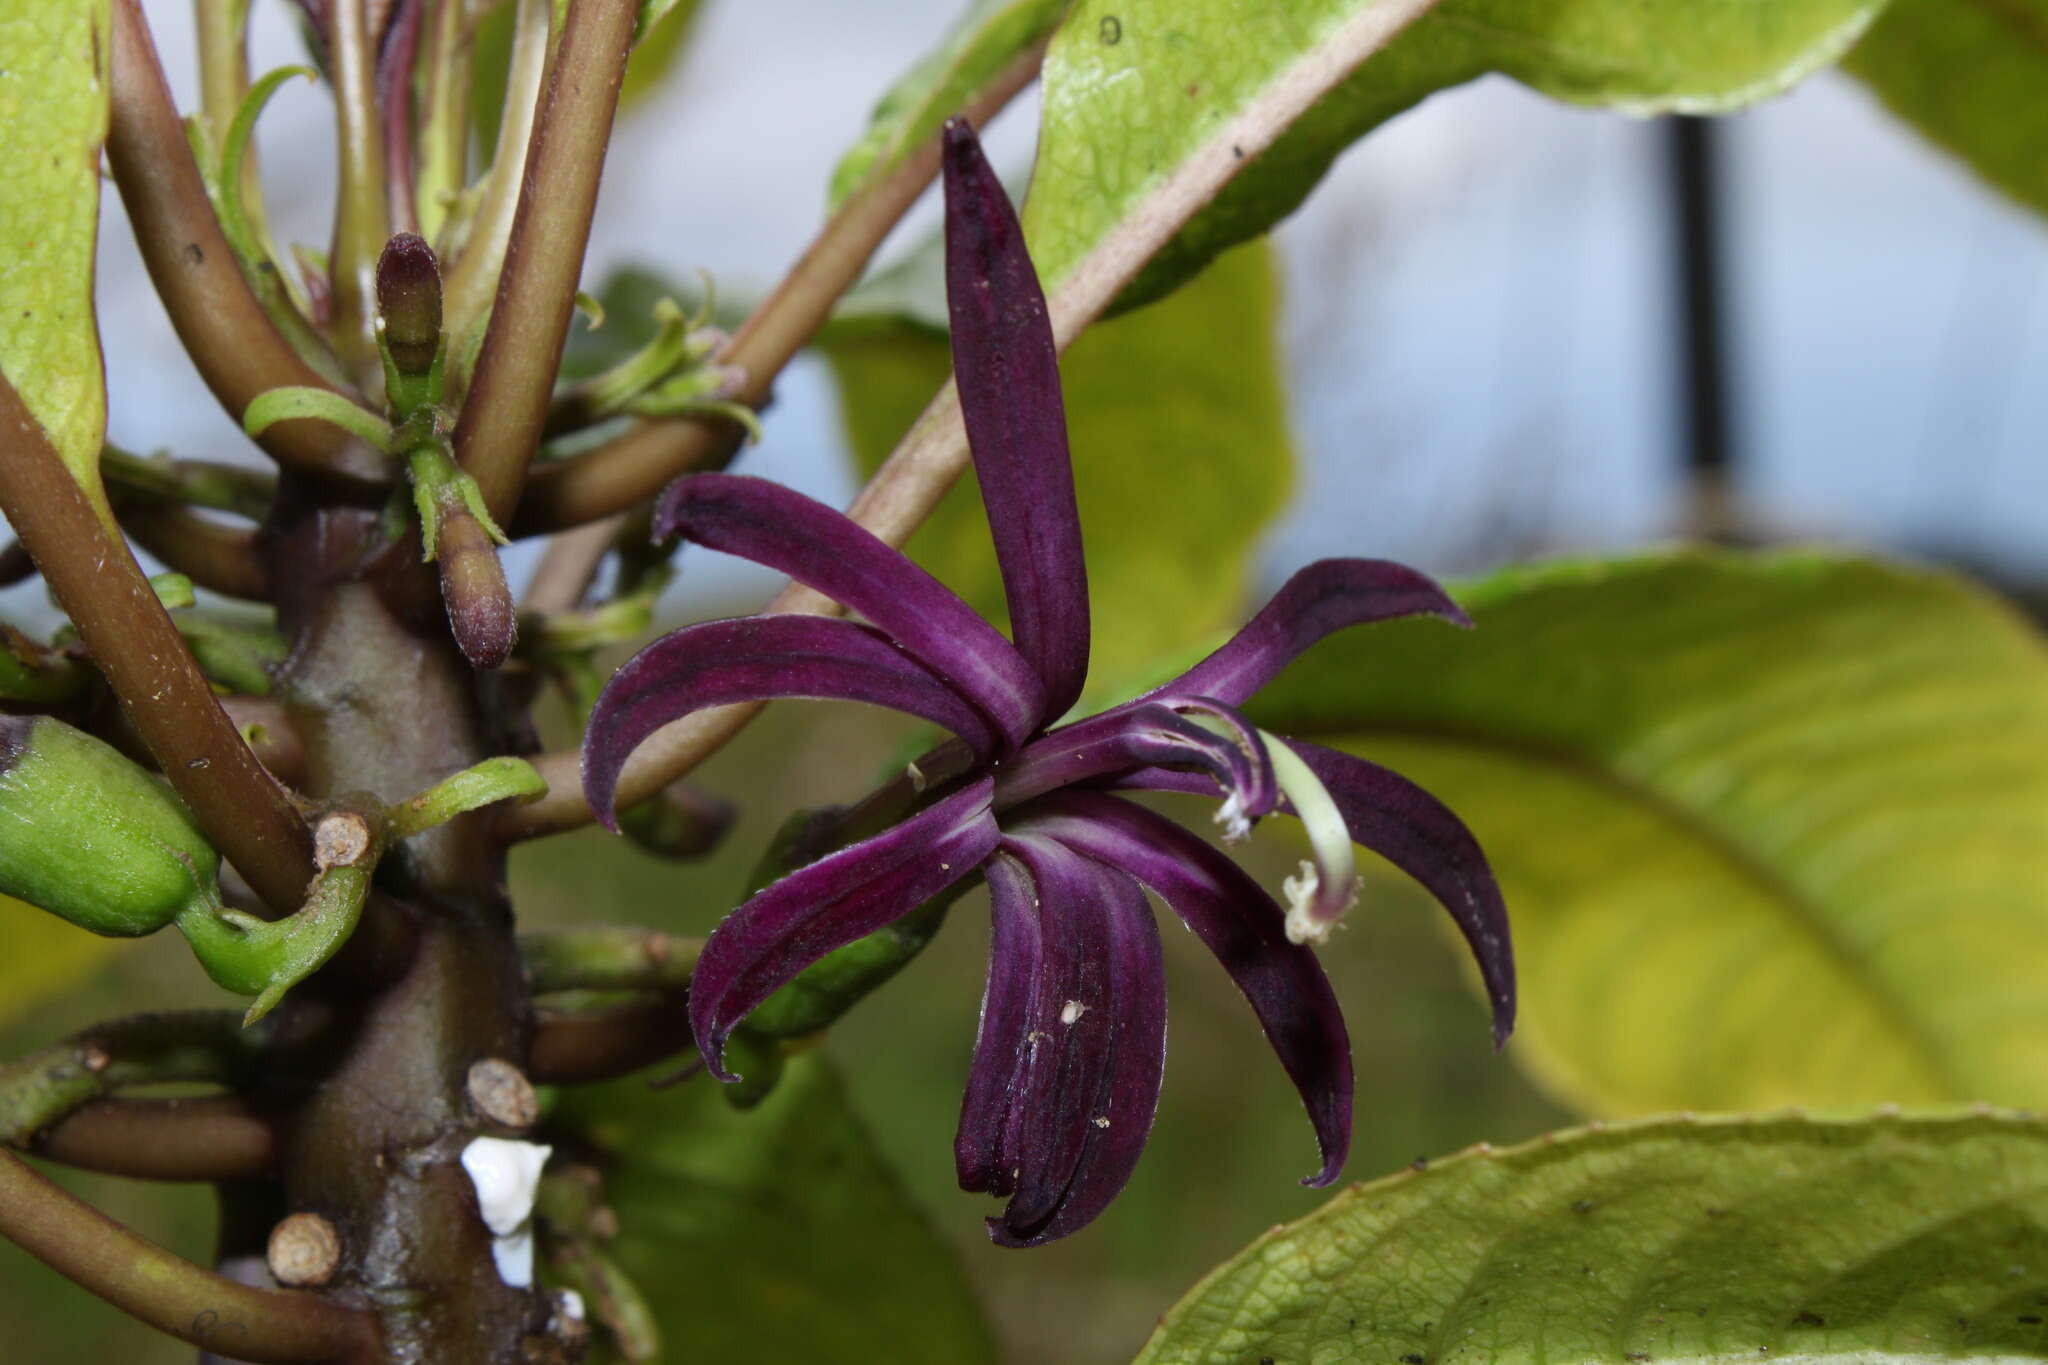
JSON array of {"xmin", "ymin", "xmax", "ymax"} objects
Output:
[{"xmin": 1, "ymin": 0, "xmax": 2044, "ymax": 1360}]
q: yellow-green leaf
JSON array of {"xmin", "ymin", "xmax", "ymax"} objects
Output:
[
  {"xmin": 622, "ymin": 0, "xmax": 709, "ymax": 109},
  {"xmin": 1140, "ymin": 1109, "xmax": 2048, "ymax": 1364},
  {"xmin": 1023, "ymin": 0, "xmax": 1887, "ymax": 314},
  {"xmin": 1245, "ymin": 551, "xmax": 2048, "ymax": 1116},
  {"xmin": 826, "ymin": 239, "xmax": 1292, "ymax": 692},
  {"xmin": 1843, "ymin": 0, "xmax": 2048, "ymax": 222},
  {"xmin": 827, "ymin": 0, "xmax": 1069, "ymax": 209},
  {"xmin": 0, "ymin": 0, "xmax": 114, "ymax": 524}
]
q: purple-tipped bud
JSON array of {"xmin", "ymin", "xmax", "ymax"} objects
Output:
[
  {"xmin": 376, "ymin": 232, "xmax": 443, "ymax": 377},
  {"xmin": 437, "ymin": 514, "xmax": 517, "ymax": 670}
]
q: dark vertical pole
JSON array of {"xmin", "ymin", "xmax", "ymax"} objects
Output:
[{"xmin": 1667, "ymin": 116, "xmax": 1736, "ymax": 538}]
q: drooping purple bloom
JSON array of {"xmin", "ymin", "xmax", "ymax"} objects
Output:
[{"xmin": 582, "ymin": 118, "xmax": 1514, "ymax": 1248}]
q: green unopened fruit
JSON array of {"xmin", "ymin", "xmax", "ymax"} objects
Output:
[{"xmin": 0, "ymin": 714, "xmax": 222, "ymax": 935}]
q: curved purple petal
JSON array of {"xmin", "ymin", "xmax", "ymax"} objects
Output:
[
  {"xmin": 1011, "ymin": 792, "xmax": 1353, "ymax": 1188},
  {"xmin": 942, "ymin": 118, "xmax": 1089, "ymax": 720},
  {"xmin": 583, "ymin": 616, "xmax": 1002, "ymax": 828},
  {"xmin": 979, "ymin": 832, "xmax": 1165, "ymax": 1248},
  {"xmin": 1153, "ymin": 559, "xmax": 1468, "ymax": 707},
  {"xmin": 994, "ymin": 698, "xmax": 1278, "ymax": 842},
  {"xmin": 1286, "ymin": 739, "xmax": 1515, "ymax": 1047},
  {"xmin": 688, "ymin": 777, "xmax": 1000, "ymax": 1080},
  {"xmin": 955, "ymin": 852, "xmax": 1044, "ymax": 1196},
  {"xmin": 656, "ymin": 473, "xmax": 1046, "ymax": 746}
]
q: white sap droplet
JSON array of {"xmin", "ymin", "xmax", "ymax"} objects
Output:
[
  {"xmin": 1092, "ymin": 1116, "xmax": 1110, "ymax": 1129},
  {"xmin": 1059, "ymin": 1000, "xmax": 1088, "ymax": 1025},
  {"xmin": 461, "ymin": 1135, "xmax": 552, "ymax": 1288},
  {"xmin": 461, "ymin": 1136, "xmax": 552, "ymax": 1235},
  {"xmin": 490, "ymin": 1225, "xmax": 535, "ymax": 1289}
]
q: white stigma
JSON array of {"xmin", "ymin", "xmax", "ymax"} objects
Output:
[
  {"xmin": 461, "ymin": 1136, "xmax": 552, "ymax": 1288},
  {"xmin": 1265, "ymin": 736, "xmax": 1359, "ymax": 943}
]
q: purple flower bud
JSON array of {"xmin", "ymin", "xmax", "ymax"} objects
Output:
[
  {"xmin": 376, "ymin": 232, "xmax": 443, "ymax": 378},
  {"xmin": 438, "ymin": 513, "xmax": 517, "ymax": 670}
]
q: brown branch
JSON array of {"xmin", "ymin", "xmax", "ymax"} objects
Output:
[
  {"xmin": 0, "ymin": 1011, "xmax": 260, "ymax": 1148},
  {"xmin": 508, "ymin": 39, "xmax": 1049, "ymax": 537},
  {"xmin": 530, "ymin": 994, "xmax": 694, "ymax": 1086},
  {"xmin": 452, "ymin": 0, "xmax": 637, "ymax": 526},
  {"xmin": 34, "ymin": 1098, "xmax": 277, "ymax": 1182},
  {"xmin": 106, "ymin": 0, "xmax": 385, "ymax": 487},
  {"xmin": 0, "ymin": 1150, "xmax": 377, "ymax": 1362},
  {"xmin": 0, "ymin": 381, "xmax": 315, "ymax": 911},
  {"xmin": 117, "ymin": 502, "xmax": 269, "ymax": 600},
  {"xmin": 520, "ymin": 513, "xmax": 624, "ymax": 616}
]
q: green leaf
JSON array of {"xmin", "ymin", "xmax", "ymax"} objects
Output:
[
  {"xmin": 1023, "ymin": 0, "xmax": 1886, "ymax": 313},
  {"xmin": 1843, "ymin": 0, "xmax": 2048, "ymax": 222},
  {"xmin": 0, "ymin": 0, "xmax": 114, "ymax": 524},
  {"xmin": 549, "ymin": 1053, "xmax": 996, "ymax": 1365},
  {"xmin": 622, "ymin": 0, "xmax": 708, "ymax": 109},
  {"xmin": 827, "ymin": 0, "xmax": 1068, "ymax": 209},
  {"xmin": 1244, "ymin": 551, "xmax": 2048, "ymax": 1117},
  {"xmin": 826, "ymin": 238, "xmax": 1293, "ymax": 691},
  {"xmin": 1138, "ymin": 1108, "xmax": 2048, "ymax": 1364},
  {"xmin": 388, "ymin": 756, "xmax": 548, "ymax": 840},
  {"xmin": 242, "ymin": 385, "xmax": 393, "ymax": 449}
]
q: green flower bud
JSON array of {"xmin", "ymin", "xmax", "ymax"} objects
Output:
[
  {"xmin": 0, "ymin": 719, "xmax": 377, "ymax": 1023},
  {"xmin": 0, "ymin": 715, "xmax": 223, "ymax": 935}
]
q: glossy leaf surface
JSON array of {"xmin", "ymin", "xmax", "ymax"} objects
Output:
[
  {"xmin": 0, "ymin": 0, "xmax": 113, "ymax": 521},
  {"xmin": 1023, "ymin": 0, "xmax": 1886, "ymax": 312},
  {"xmin": 828, "ymin": 0, "xmax": 1068, "ymax": 209},
  {"xmin": 1139, "ymin": 1109, "xmax": 2048, "ymax": 1364},
  {"xmin": 1843, "ymin": 0, "xmax": 2048, "ymax": 221}
]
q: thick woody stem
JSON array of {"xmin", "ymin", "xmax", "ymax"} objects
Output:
[
  {"xmin": 106, "ymin": 0, "xmax": 385, "ymax": 485},
  {"xmin": 453, "ymin": 0, "xmax": 637, "ymax": 526},
  {"xmin": 0, "ymin": 1149, "xmax": 377, "ymax": 1363},
  {"xmin": 0, "ymin": 381, "xmax": 315, "ymax": 910},
  {"xmin": 508, "ymin": 40, "xmax": 1049, "ymax": 537}
]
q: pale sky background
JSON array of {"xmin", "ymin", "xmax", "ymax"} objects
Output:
[{"xmin": 20, "ymin": 0, "xmax": 2046, "ymax": 624}]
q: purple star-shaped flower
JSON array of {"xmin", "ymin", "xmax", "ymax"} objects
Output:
[{"xmin": 582, "ymin": 118, "xmax": 1513, "ymax": 1248}]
